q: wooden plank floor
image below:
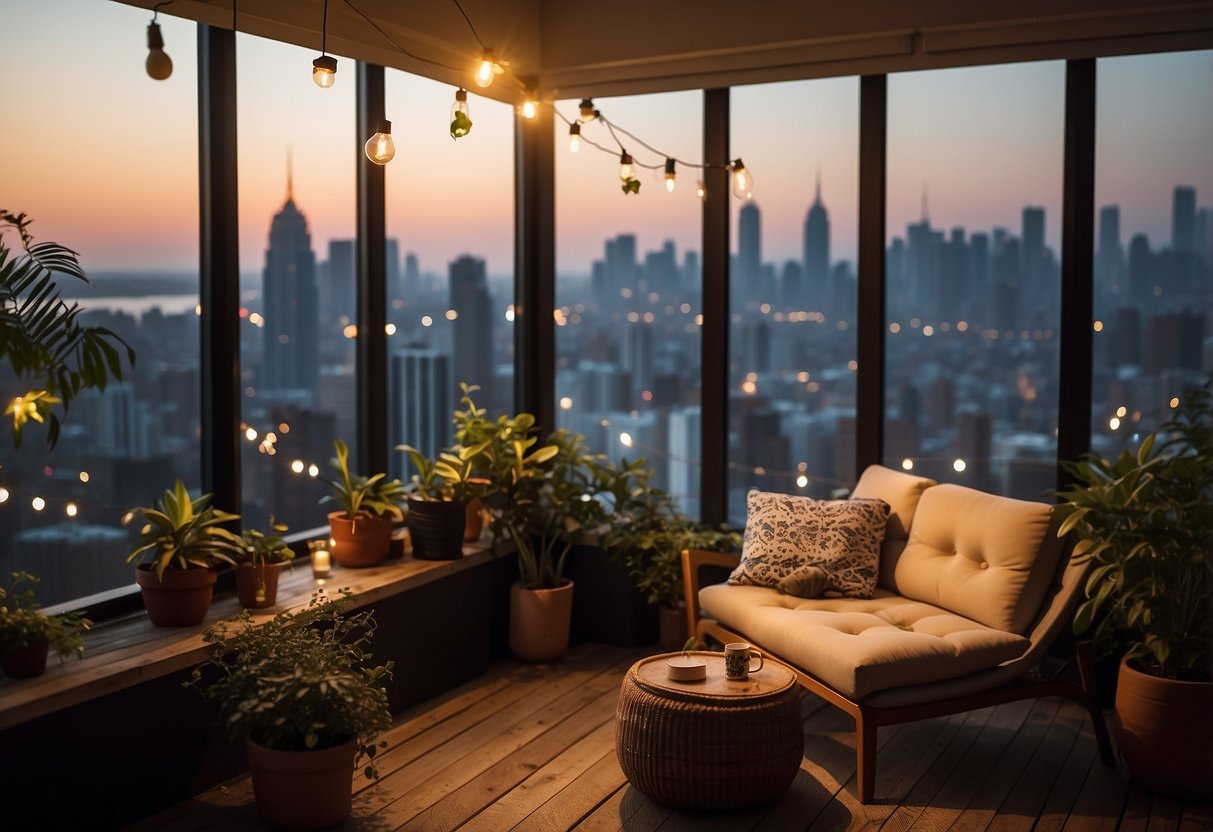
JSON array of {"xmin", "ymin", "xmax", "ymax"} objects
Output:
[{"xmin": 133, "ymin": 644, "xmax": 1213, "ymax": 832}]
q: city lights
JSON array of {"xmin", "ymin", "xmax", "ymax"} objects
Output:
[
  {"xmin": 31, "ymin": 496, "xmax": 46, "ymax": 511},
  {"xmin": 953, "ymin": 459, "xmax": 967, "ymax": 473},
  {"xmin": 0, "ymin": 488, "xmax": 9, "ymax": 504},
  {"xmin": 66, "ymin": 502, "xmax": 78, "ymax": 518},
  {"xmin": 901, "ymin": 458, "xmax": 914, "ymax": 471},
  {"xmin": 291, "ymin": 459, "xmax": 305, "ymax": 474}
]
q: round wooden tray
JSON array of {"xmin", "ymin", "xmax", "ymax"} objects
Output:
[{"xmin": 632, "ymin": 650, "xmax": 796, "ymax": 702}]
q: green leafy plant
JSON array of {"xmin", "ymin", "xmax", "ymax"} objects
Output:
[
  {"xmin": 123, "ymin": 480, "xmax": 246, "ymax": 579},
  {"xmin": 187, "ymin": 589, "xmax": 393, "ymax": 779},
  {"xmin": 450, "ymin": 110, "xmax": 473, "ymax": 139},
  {"xmin": 1056, "ymin": 381, "xmax": 1213, "ymax": 681},
  {"xmin": 0, "ymin": 572, "xmax": 91, "ymax": 661},
  {"xmin": 400, "ymin": 440, "xmax": 492, "ymax": 502},
  {"xmin": 0, "ymin": 210, "xmax": 135, "ymax": 448},
  {"xmin": 322, "ymin": 438, "xmax": 405, "ymax": 520},
  {"xmin": 240, "ymin": 516, "xmax": 295, "ymax": 569},
  {"xmin": 621, "ymin": 177, "xmax": 641, "ymax": 195}
]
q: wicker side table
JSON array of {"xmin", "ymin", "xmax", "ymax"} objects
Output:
[{"xmin": 615, "ymin": 651, "xmax": 803, "ymax": 810}]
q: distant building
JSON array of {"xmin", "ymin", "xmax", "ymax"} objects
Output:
[
  {"xmin": 262, "ymin": 167, "xmax": 319, "ymax": 398},
  {"xmin": 1172, "ymin": 185, "xmax": 1196, "ymax": 253},
  {"xmin": 803, "ymin": 176, "xmax": 830, "ymax": 309},
  {"xmin": 390, "ymin": 345, "xmax": 452, "ymax": 480},
  {"xmin": 449, "ymin": 254, "xmax": 494, "ymax": 406}
]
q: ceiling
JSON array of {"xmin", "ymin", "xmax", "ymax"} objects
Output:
[{"xmin": 119, "ymin": 0, "xmax": 1213, "ymax": 102}]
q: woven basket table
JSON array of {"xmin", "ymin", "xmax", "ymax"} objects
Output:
[{"xmin": 615, "ymin": 651, "xmax": 803, "ymax": 810}]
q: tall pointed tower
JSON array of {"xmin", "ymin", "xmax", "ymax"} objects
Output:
[
  {"xmin": 802, "ymin": 169, "xmax": 830, "ymax": 311},
  {"xmin": 261, "ymin": 155, "xmax": 319, "ymax": 397}
]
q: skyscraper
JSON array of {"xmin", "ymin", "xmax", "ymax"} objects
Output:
[
  {"xmin": 1172, "ymin": 185, "xmax": 1196, "ymax": 253},
  {"xmin": 738, "ymin": 202, "xmax": 762, "ymax": 301},
  {"xmin": 1021, "ymin": 206, "xmax": 1046, "ymax": 298},
  {"xmin": 448, "ymin": 254, "xmax": 494, "ymax": 406},
  {"xmin": 1096, "ymin": 205, "xmax": 1123, "ymax": 293},
  {"xmin": 803, "ymin": 174, "xmax": 830, "ymax": 308},
  {"xmin": 262, "ymin": 168, "xmax": 319, "ymax": 397},
  {"xmin": 390, "ymin": 345, "xmax": 452, "ymax": 480}
]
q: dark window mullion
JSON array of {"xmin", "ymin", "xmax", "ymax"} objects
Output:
[
  {"xmin": 701, "ymin": 88, "xmax": 729, "ymax": 527},
  {"xmin": 856, "ymin": 74, "xmax": 887, "ymax": 475},
  {"xmin": 356, "ymin": 62, "xmax": 388, "ymax": 475}
]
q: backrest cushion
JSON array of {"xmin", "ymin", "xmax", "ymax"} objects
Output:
[
  {"xmin": 729, "ymin": 490, "xmax": 890, "ymax": 598},
  {"xmin": 893, "ymin": 484, "xmax": 1063, "ymax": 633},
  {"xmin": 850, "ymin": 464, "xmax": 938, "ymax": 590}
]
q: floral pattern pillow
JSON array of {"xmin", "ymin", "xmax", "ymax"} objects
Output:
[{"xmin": 729, "ymin": 491, "xmax": 891, "ymax": 598}]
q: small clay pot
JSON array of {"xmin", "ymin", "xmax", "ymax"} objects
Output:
[
  {"xmin": 246, "ymin": 737, "xmax": 356, "ymax": 831},
  {"xmin": 327, "ymin": 511, "xmax": 393, "ymax": 567},
  {"xmin": 464, "ymin": 497, "xmax": 486, "ymax": 542},
  {"xmin": 234, "ymin": 562, "xmax": 285, "ymax": 609},
  {"xmin": 135, "ymin": 565, "xmax": 217, "ymax": 627},
  {"xmin": 0, "ymin": 638, "xmax": 50, "ymax": 678},
  {"xmin": 509, "ymin": 580, "xmax": 574, "ymax": 662}
]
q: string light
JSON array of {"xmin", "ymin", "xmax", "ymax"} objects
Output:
[
  {"xmin": 145, "ymin": 2, "xmax": 174, "ymax": 81},
  {"xmin": 579, "ymin": 99, "xmax": 598, "ymax": 121},
  {"xmin": 730, "ymin": 158, "xmax": 753, "ymax": 199},
  {"xmin": 450, "ymin": 88, "xmax": 472, "ymax": 139},
  {"xmin": 664, "ymin": 158, "xmax": 677, "ymax": 193},
  {"xmin": 568, "ymin": 122, "xmax": 581, "ymax": 153},
  {"xmin": 312, "ymin": 0, "xmax": 337, "ymax": 88},
  {"xmin": 364, "ymin": 120, "xmax": 396, "ymax": 165},
  {"xmin": 474, "ymin": 49, "xmax": 503, "ymax": 87},
  {"xmin": 619, "ymin": 152, "xmax": 635, "ymax": 181},
  {"xmin": 696, "ymin": 181, "xmax": 706, "ymax": 200},
  {"xmin": 521, "ymin": 98, "xmax": 538, "ymax": 120}
]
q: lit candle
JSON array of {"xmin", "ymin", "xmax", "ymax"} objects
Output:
[{"xmin": 311, "ymin": 545, "xmax": 332, "ymax": 579}]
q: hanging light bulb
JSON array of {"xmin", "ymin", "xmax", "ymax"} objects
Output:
[
  {"xmin": 696, "ymin": 181, "xmax": 707, "ymax": 200},
  {"xmin": 521, "ymin": 98, "xmax": 538, "ymax": 120},
  {"xmin": 364, "ymin": 120, "xmax": 396, "ymax": 165},
  {"xmin": 312, "ymin": 55, "xmax": 337, "ymax": 88},
  {"xmin": 474, "ymin": 49, "xmax": 503, "ymax": 88},
  {"xmin": 619, "ymin": 152, "xmax": 635, "ymax": 181},
  {"xmin": 568, "ymin": 123, "xmax": 581, "ymax": 153},
  {"xmin": 145, "ymin": 18, "xmax": 172, "ymax": 80},
  {"xmin": 664, "ymin": 158, "xmax": 677, "ymax": 193},
  {"xmin": 579, "ymin": 99, "xmax": 598, "ymax": 121},
  {"xmin": 312, "ymin": 0, "xmax": 336, "ymax": 88},
  {"xmin": 450, "ymin": 88, "xmax": 472, "ymax": 139},
  {"xmin": 730, "ymin": 158, "xmax": 753, "ymax": 199}
]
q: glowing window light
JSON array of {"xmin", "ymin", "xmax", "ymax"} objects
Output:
[
  {"xmin": 619, "ymin": 432, "xmax": 633, "ymax": 448},
  {"xmin": 901, "ymin": 458, "xmax": 914, "ymax": 471},
  {"xmin": 32, "ymin": 496, "xmax": 46, "ymax": 511},
  {"xmin": 66, "ymin": 502, "xmax": 79, "ymax": 518},
  {"xmin": 307, "ymin": 464, "xmax": 320, "ymax": 478},
  {"xmin": 291, "ymin": 459, "xmax": 305, "ymax": 474},
  {"xmin": 559, "ymin": 397, "xmax": 573, "ymax": 411},
  {"xmin": 952, "ymin": 459, "xmax": 967, "ymax": 473},
  {"xmin": 796, "ymin": 475, "xmax": 809, "ymax": 488}
]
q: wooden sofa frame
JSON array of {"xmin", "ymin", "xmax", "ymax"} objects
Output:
[{"xmin": 682, "ymin": 549, "xmax": 1115, "ymax": 804}]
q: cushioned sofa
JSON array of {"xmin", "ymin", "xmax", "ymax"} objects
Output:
[{"xmin": 682, "ymin": 464, "xmax": 1113, "ymax": 803}]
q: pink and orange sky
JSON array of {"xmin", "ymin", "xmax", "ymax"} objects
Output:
[{"xmin": 2, "ymin": 0, "xmax": 1210, "ymax": 277}]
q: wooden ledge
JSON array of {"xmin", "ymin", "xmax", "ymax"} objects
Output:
[{"xmin": 0, "ymin": 544, "xmax": 500, "ymax": 731}]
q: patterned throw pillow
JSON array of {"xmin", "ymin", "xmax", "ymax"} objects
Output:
[{"xmin": 728, "ymin": 491, "xmax": 891, "ymax": 598}]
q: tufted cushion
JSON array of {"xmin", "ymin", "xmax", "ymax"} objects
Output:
[
  {"xmin": 892, "ymin": 484, "xmax": 1062, "ymax": 633},
  {"xmin": 699, "ymin": 583, "xmax": 1030, "ymax": 700},
  {"xmin": 850, "ymin": 464, "xmax": 937, "ymax": 591},
  {"xmin": 729, "ymin": 491, "xmax": 890, "ymax": 598}
]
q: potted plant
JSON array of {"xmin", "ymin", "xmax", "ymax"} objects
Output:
[
  {"xmin": 321, "ymin": 438, "xmax": 405, "ymax": 568},
  {"xmin": 1056, "ymin": 381, "xmax": 1213, "ymax": 798},
  {"xmin": 124, "ymin": 480, "xmax": 245, "ymax": 627},
  {"xmin": 234, "ymin": 517, "xmax": 295, "ymax": 609},
  {"xmin": 187, "ymin": 589, "xmax": 393, "ymax": 831},
  {"xmin": 1, "ymin": 210, "xmax": 134, "ymax": 449},
  {"xmin": 0, "ymin": 572, "xmax": 91, "ymax": 678},
  {"xmin": 401, "ymin": 439, "xmax": 490, "ymax": 560}
]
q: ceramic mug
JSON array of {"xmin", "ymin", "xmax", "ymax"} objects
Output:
[{"xmin": 724, "ymin": 642, "xmax": 763, "ymax": 680}]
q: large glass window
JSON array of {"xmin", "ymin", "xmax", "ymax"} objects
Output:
[
  {"xmin": 1092, "ymin": 51, "xmax": 1213, "ymax": 456},
  {"xmin": 0, "ymin": 1, "xmax": 199, "ymax": 605},
  {"xmin": 236, "ymin": 36, "xmax": 355, "ymax": 533},
  {"xmin": 727, "ymin": 79, "xmax": 859, "ymax": 524},
  {"xmin": 554, "ymin": 93, "xmax": 703, "ymax": 515},
  {"xmin": 884, "ymin": 62, "xmax": 1065, "ymax": 500},
  {"xmin": 385, "ymin": 74, "xmax": 515, "ymax": 480}
]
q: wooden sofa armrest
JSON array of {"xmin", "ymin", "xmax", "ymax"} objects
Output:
[{"xmin": 681, "ymin": 549, "xmax": 741, "ymax": 642}]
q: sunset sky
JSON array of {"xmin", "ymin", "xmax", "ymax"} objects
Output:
[{"xmin": 2, "ymin": 0, "xmax": 1210, "ymax": 278}]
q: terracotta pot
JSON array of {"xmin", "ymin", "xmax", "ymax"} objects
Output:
[
  {"xmin": 509, "ymin": 580, "xmax": 574, "ymax": 662},
  {"xmin": 1115, "ymin": 657, "xmax": 1213, "ymax": 798},
  {"xmin": 407, "ymin": 497, "xmax": 466, "ymax": 561},
  {"xmin": 245, "ymin": 737, "xmax": 355, "ymax": 831},
  {"xmin": 659, "ymin": 605, "xmax": 688, "ymax": 652},
  {"xmin": 0, "ymin": 638, "xmax": 50, "ymax": 678},
  {"xmin": 464, "ymin": 497, "xmax": 485, "ymax": 542},
  {"xmin": 327, "ymin": 511, "xmax": 393, "ymax": 567},
  {"xmin": 234, "ymin": 562, "xmax": 284, "ymax": 609},
  {"xmin": 135, "ymin": 565, "xmax": 216, "ymax": 627}
]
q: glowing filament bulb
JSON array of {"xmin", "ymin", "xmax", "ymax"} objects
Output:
[
  {"xmin": 475, "ymin": 50, "xmax": 502, "ymax": 88},
  {"xmin": 730, "ymin": 158, "xmax": 753, "ymax": 199},
  {"xmin": 619, "ymin": 152, "xmax": 635, "ymax": 181},
  {"xmin": 579, "ymin": 98, "xmax": 597, "ymax": 121},
  {"xmin": 696, "ymin": 181, "xmax": 706, "ymax": 200},
  {"xmin": 664, "ymin": 158, "xmax": 676, "ymax": 193},
  {"xmin": 312, "ymin": 55, "xmax": 337, "ymax": 88},
  {"xmin": 568, "ymin": 122, "xmax": 581, "ymax": 153},
  {"xmin": 364, "ymin": 120, "xmax": 396, "ymax": 165},
  {"xmin": 521, "ymin": 99, "xmax": 538, "ymax": 119}
]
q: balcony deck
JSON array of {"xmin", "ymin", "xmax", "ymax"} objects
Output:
[{"xmin": 133, "ymin": 643, "xmax": 1212, "ymax": 832}]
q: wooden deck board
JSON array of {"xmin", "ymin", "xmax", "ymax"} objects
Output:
[{"xmin": 131, "ymin": 645, "xmax": 1213, "ymax": 832}]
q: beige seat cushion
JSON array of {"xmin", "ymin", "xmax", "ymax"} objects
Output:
[
  {"xmin": 699, "ymin": 583, "xmax": 1030, "ymax": 700},
  {"xmin": 893, "ymin": 484, "xmax": 1062, "ymax": 634},
  {"xmin": 850, "ymin": 465, "xmax": 937, "ymax": 590}
]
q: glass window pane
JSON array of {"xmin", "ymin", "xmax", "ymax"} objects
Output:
[
  {"xmin": 1093, "ymin": 50, "xmax": 1213, "ymax": 455},
  {"xmin": 237, "ymin": 36, "xmax": 354, "ymax": 533},
  {"xmin": 728, "ymin": 79, "xmax": 860, "ymax": 524},
  {"xmin": 385, "ymin": 75, "xmax": 515, "ymax": 480},
  {"xmin": 0, "ymin": 0, "xmax": 199, "ymax": 605},
  {"xmin": 884, "ymin": 62, "xmax": 1065, "ymax": 500},
  {"xmin": 554, "ymin": 93, "xmax": 702, "ymax": 516}
]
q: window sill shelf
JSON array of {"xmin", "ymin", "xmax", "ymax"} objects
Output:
[{"xmin": 0, "ymin": 542, "xmax": 499, "ymax": 731}]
